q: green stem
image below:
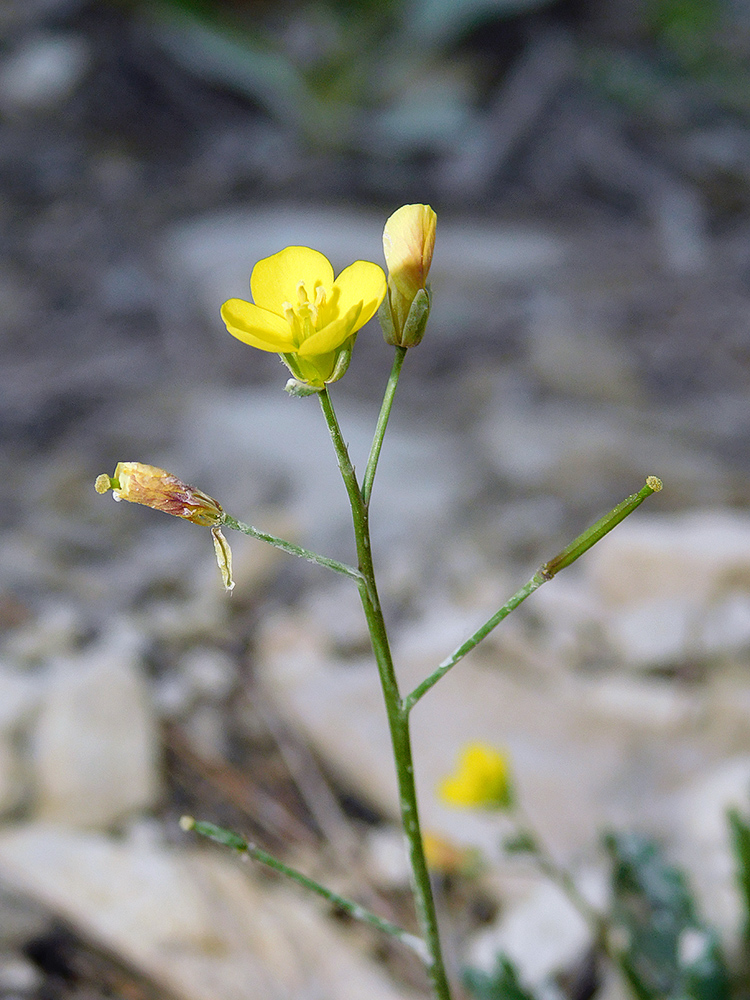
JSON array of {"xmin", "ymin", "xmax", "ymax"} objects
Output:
[
  {"xmin": 319, "ymin": 388, "xmax": 454, "ymax": 1000},
  {"xmin": 362, "ymin": 346, "xmax": 407, "ymax": 506},
  {"xmin": 181, "ymin": 818, "xmax": 428, "ymax": 961},
  {"xmin": 541, "ymin": 476, "xmax": 662, "ymax": 579},
  {"xmin": 405, "ymin": 572, "xmax": 548, "ymax": 711},
  {"xmin": 405, "ymin": 476, "xmax": 664, "ymax": 711},
  {"xmin": 221, "ymin": 513, "xmax": 363, "ymax": 583}
]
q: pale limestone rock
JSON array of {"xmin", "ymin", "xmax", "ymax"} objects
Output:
[
  {"xmin": 468, "ymin": 877, "xmax": 597, "ymax": 991},
  {"xmin": 0, "ymin": 824, "xmax": 417, "ymax": 1000},
  {"xmin": 33, "ymin": 647, "xmax": 160, "ymax": 828},
  {"xmin": 0, "ymin": 741, "xmax": 27, "ymax": 818},
  {"xmin": 586, "ymin": 511, "xmax": 750, "ymax": 666},
  {"xmin": 183, "ymin": 389, "xmax": 470, "ymax": 557},
  {"xmin": 0, "ymin": 669, "xmax": 43, "ymax": 817},
  {"xmin": 254, "ymin": 604, "xmax": 666, "ymax": 861},
  {"xmin": 477, "ymin": 402, "xmax": 727, "ymax": 504},
  {"xmin": 161, "ymin": 208, "xmax": 564, "ymax": 329},
  {"xmin": 256, "ymin": 593, "xmax": 750, "ymax": 876},
  {"xmin": 667, "ymin": 757, "xmax": 750, "ymax": 948}
]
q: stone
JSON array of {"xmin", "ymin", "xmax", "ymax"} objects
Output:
[
  {"xmin": 0, "ymin": 824, "xmax": 418, "ymax": 1000},
  {"xmin": 0, "ymin": 33, "xmax": 90, "ymax": 115},
  {"xmin": 182, "ymin": 389, "xmax": 471, "ymax": 558},
  {"xmin": 161, "ymin": 208, "xmax": 565, "ymax": 330},
  {"xmin": 527, "ymin": 292, "xmax": 641, "ymax": 404},
  {"xmin": 477, "ymin": 401, "xmax": 728, "ymax": 507},
  {"xmin": 33, "ymin": 643, "xmax": 160, "ymax": 828},
  {"xmin": 468, "ymin": 876, "xmax": 600, "ymax": 990},
  {"xmin": 667, "ymin": 757, "xmax": 750, "ymax": 947},
  {"xmin": 253, "ymin": 605, "xmax": 656, "ymax": 860},
  {"xmin": 0, "ymin": 954, "xmax": 43, "ymax": 994},
  {"xmin": 0, "ymin": 668, "xmax": 43, "ymax": 817},
  {"xmin": 586, "ymin": 511, "xmax": 750, "ymax": 666}
]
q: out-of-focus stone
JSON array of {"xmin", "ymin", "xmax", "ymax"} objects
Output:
[
  {"xmin": 0, "ymin": 33, "xmax": 90, "ymax": 114},
  {"xmin": 0, "ymin": 824, "xmax": 417, "ymax": 1000},
  {"xmin": 477, "ymin": 403, "xmax": 728, "ymax": 507},
  {"xmin": 468, "ymin": 874, "xmax": 603, "ymax": 990},
  {"xmin": 183, "ymin": 389, "xmax": 471, "ymax": 558},
  {"xmin": 161, "ymin": 208, "xmax": 565, "ymax": 328},
  {"xmin": 0, "ymin": 741, "xmax": 27, "ymax": 819},
  {"xmin": 0, "ymin": 953, "xmax": 43, "ymax": 994},
  {"xmin": 586, "ymin": 511, "xmax": 750, "ymax": 666},
  {"xmin": 181, "ymin": 647, "xmax": 237, "ymax": 702},
  {"xmin": 527, "ymin": 292, "xmax": 641, "ymax": 404},
  {"xmin": 3, "ymin": 601, "xmax": 82, "ymax": 663},
  {"xmin": 0, "ymin": 669, "xmax": 43, "ymax": 817},
  {"xmin": 668, "ymin": 757, "xmax": 750, "ymax": 948},
  {"xmin": 33, "ymin": 645, "xmax": 160, "ymax": 828}
]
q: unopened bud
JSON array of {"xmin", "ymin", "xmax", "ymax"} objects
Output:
[{"xmin": 380, "ymin": 204, "xmax": 436, "ymax": 348}]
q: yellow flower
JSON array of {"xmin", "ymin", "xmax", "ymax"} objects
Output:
[
  {"xmin": 439, "ymin": 743, "xmax": 514, "ymax": 811},
  {"xmin": 422, "ymin": 832, "xmax": 483, "ymax": 876},
  {"xmin": 95, "ymin": 462, "xmax": 223, "ymax": 525},
  {"xmin": 380, "ymin": 204, "xmax": 436, "ymax": 348},
  {"xmin": 221, "ymin": 246, "xmax": 386, "ymax": 389},
  {"xmin": 95, "ymin": 463, "xmax": 234, "ymax": 590}
]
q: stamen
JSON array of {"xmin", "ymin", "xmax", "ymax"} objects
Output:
[
  {"xmin": 296, "ymin": 281, "xmax": 309, "ymax": 305},
  {"xmin": 311, "ymin": 284, "xmax": 326, "ymax": 326}
]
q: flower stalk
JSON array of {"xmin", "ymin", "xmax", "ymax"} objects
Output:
[
  {"xmin": 318, "ymin": 387, "xmax": 455, "ymax": 1000},
  {"xmin": 180, "ymin": 817, "xmax": 428, "ymax": 961},
  {"xmin": 405, "ymin": 477, "xmax": 664, "ymax": 712}
]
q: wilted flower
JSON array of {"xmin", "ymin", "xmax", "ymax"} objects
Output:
[
  {"xmin": 380, "ymin": 204, "xmax": 436, "ymax": 348},
  {"xmin": 221, "ymin": 246, "xmax": 386, "ymax": 390},
  {"xmin": 95, "ymin": 462, "xmax": 233, "ymax": 591},
  {"xmin": 439, "ymin": 743, "xmax": 514, "ymax": 811},
  {"xmin": 95, "ymin": 462, "xmax": 223, "ymax": 525}
]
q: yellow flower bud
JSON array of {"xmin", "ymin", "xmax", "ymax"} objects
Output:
[
  {"xmin": 95, "ymin": 462, "xmax": 223, "ymax": 526},
  {"xmin": 438, "ymin": 742, "xmax": 514, "ymax": 811},
  {"xmin": 380, "ymin": 204, "xmax": 436, "ymax": 348}
]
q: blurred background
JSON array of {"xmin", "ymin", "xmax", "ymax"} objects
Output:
[{"xmin": 2, "ymin": 0, "xmax": 750, "ymax": 997}]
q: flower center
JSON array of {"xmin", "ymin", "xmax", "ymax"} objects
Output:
[{"xmin": 282, "ymin": 281, "xmax": 328, "ymax": 348}]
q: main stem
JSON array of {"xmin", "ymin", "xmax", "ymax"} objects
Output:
[{"xmin": 319, "ymin": 388, "xmax": 453, "ymax": 1000}]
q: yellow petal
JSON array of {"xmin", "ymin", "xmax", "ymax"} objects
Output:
[
  {"xmin": 221, "ymin": 299, "xmax": 295, "ymax": 352},
  {"xmin": 383, "ymin": 204, "xmax": 436, "ymax": 298},
  {"xmin": 298, "ymin": 302, "xmax": 361, "ymax": 357},
  {"xmin": 331, "ymin": 260, "xmax": 387, "ymax": 331},
  {"xmin": 251, "ymin": 247, "xmax": 334, "ymax": 315}
]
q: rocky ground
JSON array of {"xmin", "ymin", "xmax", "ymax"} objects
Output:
[{"xmin": 3, "ymin": 1, "xmax": 750, "ymax": 998}]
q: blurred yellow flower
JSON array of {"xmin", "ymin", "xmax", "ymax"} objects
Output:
[
  {"xmin": 380, "ymin": 204, "xmax": 436, "ymax": 348},
  {"xmin": 221, "ymin": 246, "xmax": 386, "ymax": 389},
  {"xmin": 439, "ymin": 743, "xmax": 513, "ymax": 810},
  {"xmin": 95, "ymin": 462, "xmax": 223, "ymax": 526},
  {"xmin": 422, "ymin": 831, "xmax": 483, "ymax": 876}
]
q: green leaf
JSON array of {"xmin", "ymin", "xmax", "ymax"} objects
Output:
[
  {"xmin": 604, "ymin": 831, "xmax": 730, "ymax": 1000},
  {"xmin": 728, "ymin": 807, "xmax": 750, "ymax": 943},
  {"xmin": 405, "ymin": 0, "xmax": 556, "ymax": 46},
  {"xmin": 463, "ymin": 955, "xmax": 537, "ymax": 1000},
  {"xmin": 502, "ymin": 830, "xmax": 538, "ymax": 855}
]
